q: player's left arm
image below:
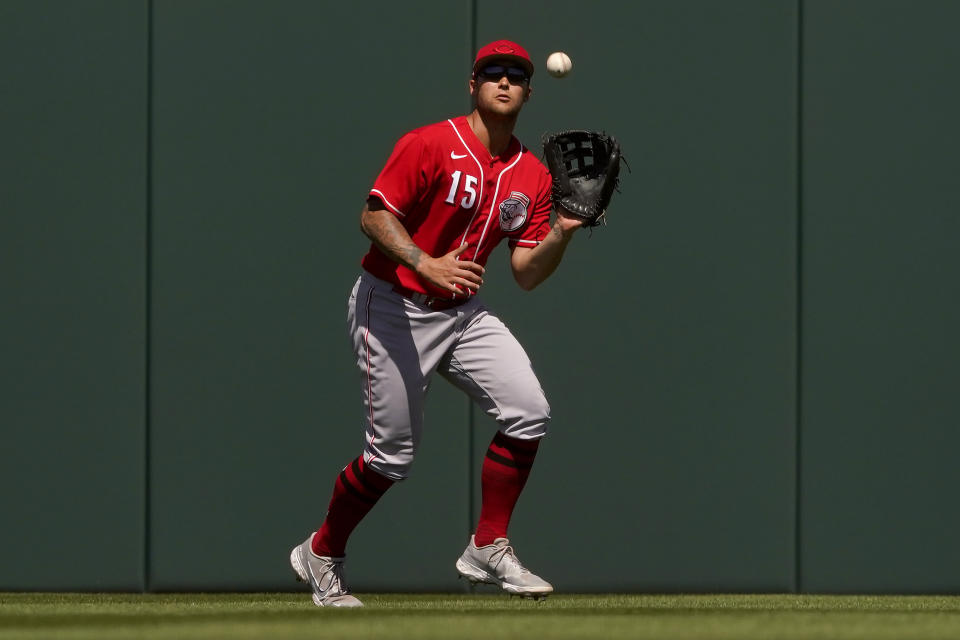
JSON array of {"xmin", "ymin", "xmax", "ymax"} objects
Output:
[{"xmin": 509, "ymin": 211, "xmax": 583, "ymax": 291}]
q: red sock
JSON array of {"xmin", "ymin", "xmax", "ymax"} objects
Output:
[
  {"xmin": 474, "ymin": 432, "xmax": 540, "ymax": 547},
  {"xmin": 312, "ymin": 456, "xmax": 393, "ymax": 557}
]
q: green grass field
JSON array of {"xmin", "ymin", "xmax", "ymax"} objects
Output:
[{"xmin": 3, "ymin": 592, "xmax": 960, "ymax": 640}]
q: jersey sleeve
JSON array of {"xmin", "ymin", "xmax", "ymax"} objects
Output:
[
  {"xmin": 369, "ymin": 132, "xmax": 427, "ymax": 218},
  {"xmin": 509, "ymin": 168, "xmax": 553, "ymax": 247}
]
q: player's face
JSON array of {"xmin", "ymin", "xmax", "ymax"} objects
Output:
[{"xmin": 470, "ymin": 58, "xmax": 531, "ymax": 118}]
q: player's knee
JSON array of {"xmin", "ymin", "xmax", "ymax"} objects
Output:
[
  {"xmin": 501, "ymin": 392, "xmax": 551, "ymax": 440},
  {"xmin": 363, "ymin": 441, "xmax": 417, "ymax": 480}
]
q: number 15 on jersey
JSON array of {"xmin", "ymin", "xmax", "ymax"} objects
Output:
[{"xmin": 445, "ymin": 171, "xmax": 478, "ymax": 210}]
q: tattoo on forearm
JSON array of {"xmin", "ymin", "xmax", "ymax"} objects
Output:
[
  {"xmin": 401, "ymin": 245, "xmax": 423, "ymax": 269},
  {"xmin": 366, "ymin": 212, "xmax": 423, "ymax": 269}
]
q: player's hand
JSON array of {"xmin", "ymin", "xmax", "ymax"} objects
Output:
[
  {"xmin": 416, "ymin": 244, "xmax": 485, "ymax": 296},
  {"xmin": 555, "ymin": 207, "xmax": 585, "ymax": 235}
]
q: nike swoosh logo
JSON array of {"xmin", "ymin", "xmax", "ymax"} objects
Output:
[
  {"xmin": 450, "ymin": 151, "xmax": 468, "ymax": 159},
  {"xmin": 308, "ymin": 562, "xmax": 331, "ymax": 595}
]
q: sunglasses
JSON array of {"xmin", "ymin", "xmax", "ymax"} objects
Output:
[{"xmin": 476, "ymin": 64, "xmax": 530, "ymax": 84}]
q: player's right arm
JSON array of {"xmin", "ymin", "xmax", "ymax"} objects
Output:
[{"xmin": 360, "ymin": 198, "xmax": 485, "ymax": 295}]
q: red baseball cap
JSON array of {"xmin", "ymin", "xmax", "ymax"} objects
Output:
[{"xmin": 473, "ymin": 39, "xmax": 535, "ymax": 77}]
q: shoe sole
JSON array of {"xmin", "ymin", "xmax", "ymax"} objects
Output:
[{"xmin": 455, "ymin": 558, "xmax": 552, "ymax": 598}]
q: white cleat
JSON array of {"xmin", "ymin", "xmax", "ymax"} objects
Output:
[
  {"xmin": 456, "ymin": 536, "xmax": 553, "ymax": 599},
  {"xmin": 289, "ymin": 533, "xmax": 363, "ymax": 608}
]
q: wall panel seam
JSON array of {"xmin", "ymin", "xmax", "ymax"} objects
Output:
[
  {"xmin": 466, "ymin": 0, "xmax": 478, "ymax": 542},
  {"xmin": 144, "ymin": 0, "xmax": 155, "ymax": 594},
  {"xmin": 793, "ymin": 0, "xmax": 804, "ymax": 595}
]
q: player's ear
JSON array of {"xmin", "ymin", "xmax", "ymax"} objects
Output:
[
  {"xmin": 469, "ymin": 79, "xmax": 479, "ymax": 109},
  {"xmin": 524, "ymin": 85, "xmax": 532, "ymax": 102}
]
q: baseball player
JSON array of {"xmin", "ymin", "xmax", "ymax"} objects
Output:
[{"xmin": 289, "ymin": 39, "xmax": 586, "ymax": 607}]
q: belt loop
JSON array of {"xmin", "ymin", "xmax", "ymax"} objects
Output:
[{"xmin": 392, "ymin": 283, "xmax": 467, "ymax": 311}]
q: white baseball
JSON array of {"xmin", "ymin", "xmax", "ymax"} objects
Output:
[{"xmin": 546, "ymin": 51, "xmax": 573, "ymax": 78}]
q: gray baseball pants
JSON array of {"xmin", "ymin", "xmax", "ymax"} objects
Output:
[{"xmin": 348, "ymin": 271, "xmax": 551, "ymax": 480}]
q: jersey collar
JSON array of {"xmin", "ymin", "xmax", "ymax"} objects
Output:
[{"xmin": 454, "ymin": 115, "xmax": 522, "ymax": 166}]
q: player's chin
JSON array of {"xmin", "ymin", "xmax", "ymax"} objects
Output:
[{"xmin": 486, "ymin": 100, "xmax": 524, "ymax": 118}]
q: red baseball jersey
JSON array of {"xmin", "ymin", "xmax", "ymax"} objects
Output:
[{"xmin": 362, "ymin": 115, "xmax": 553, "ymax": 296}]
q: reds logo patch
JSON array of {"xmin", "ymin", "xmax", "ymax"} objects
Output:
[{"xmin": 498, "ymin": 191, "xmax": 530, "ymax": 232}]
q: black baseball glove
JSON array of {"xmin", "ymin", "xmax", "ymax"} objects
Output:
[{"xmin": 542, "ymin": 130, "xmax": 623, "ymax": 227}]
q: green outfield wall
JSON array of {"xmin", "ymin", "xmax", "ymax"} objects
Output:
[
  {"xmin": 1, "ymin": 0, "xmax": 148, "ymax": 591},
  {"xmin": 2, "ymin": 0, "xmax": 958, "ymax": 593}
]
